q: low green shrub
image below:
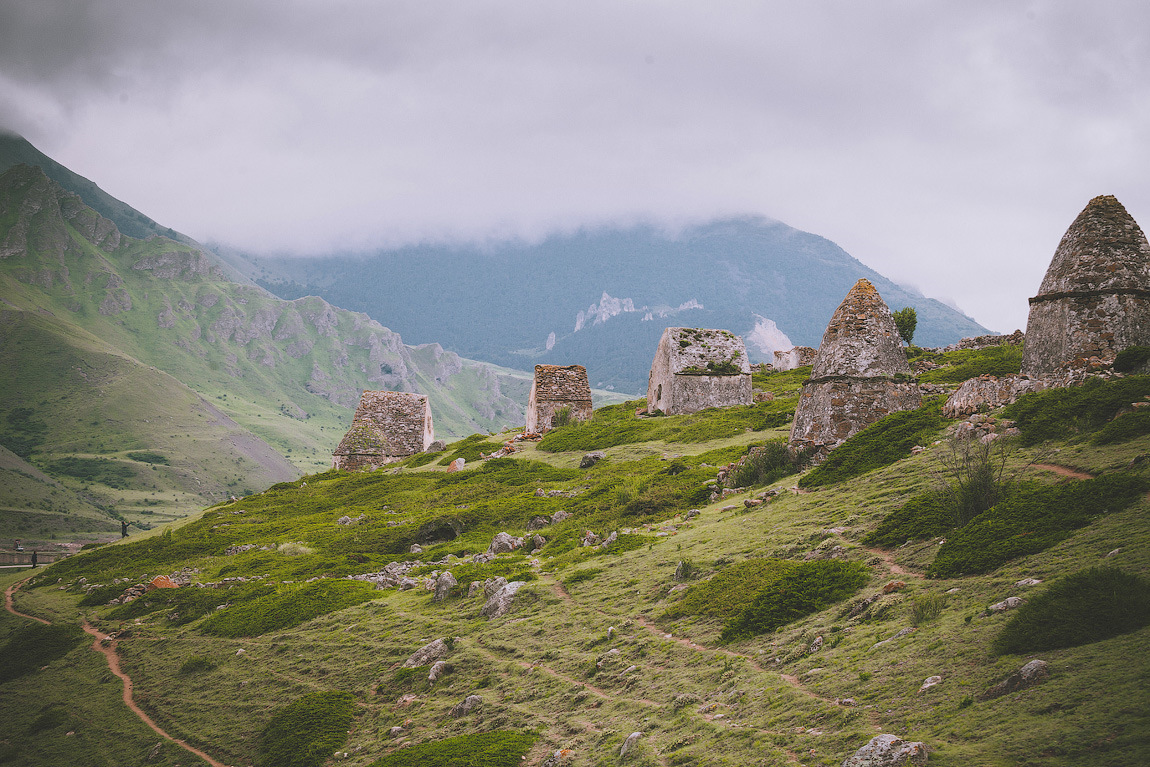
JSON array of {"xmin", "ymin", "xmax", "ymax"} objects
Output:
[
  {"xmin": 992, "ymin": 567, "xmax": 1150, "ymax": 655},
  {"xmin": 727, "ymin": 440, "xmax": 800, "ymax": 488},
  {"xmin": 563, "ymin": 567, "xmax": 603, "ymax": 587},
  {"xmin": 800, "ymin": 398, "xmax": 947, "ymax": 488},
  {"xmin": 1092, "ymin": 409, "xmax": 1150, "ymax": 445},
  {"xmin": 404, "ymin": 450, "xmax": 444, "ymax": 468},
  {"xmin": 199, "ymin": 580, "xmax": 378, "ymax": 637},
  {"xmin": 367, "ymin": 731, "xmax": 538, "ymax": 767},
  {"xmin": 911, "ymin": 593, "xmax": 948, "ymax": 625},
  {"xmin": 720, "ymin": 560, "xmax": 870, "ymax": 641},
  {"xmin": 928, "ymin": 473, "xmax": 1149, "ymax": 578},
  {"xmin": 1003, "ymin": 376, "xmax": 1150, "ymax": 445},
  {"xmin": 257, "ymin": 691, "xmax": 355, "ymax": 767},
  {"xmin": 126, "ymin": 451, "xmax": 169, "ymax": 465},
  {"xmin": 917, "ymin": 345, "xmax": 1022, "ymax": 384},
  {"xmin": 1114, "ymin": 346, "xmax": 1150, "ymax": 374},
  {"xmin": 0, "ymin": 623, "xmax": 87, "ymax": 683},
  {"xmin": 178, "ymin": 656, "xmax": 218, "ymax": 675},
  {"xmin": 663, "ymin": 559, "xmax": 798, "ymax": 622},
  {"xmin": 439, "ymin": 433, "xmax": 505, "ymax": 464},
  {"xmin": 44, "ymin": 456, "xmax": 136, "ymax": 488},
  {"xmin": 78, "ymin": 583, "xmax": 130, "ymax": 606},
  {"xmin": 862, "ymin": 490, "xmax": 955, "ymax": 548},
  {"xmin": 107, "ymin": 581, "xmax": 277, "ymax": 625}
]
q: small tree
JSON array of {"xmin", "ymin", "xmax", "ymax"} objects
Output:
[{"xmin": 892, "ymin": 307, "xmax": 917, "ymax": 346}]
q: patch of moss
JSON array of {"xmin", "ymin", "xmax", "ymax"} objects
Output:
[
  {"xmin": 993, "ymin": 567, "xmax": 1150, "ymax": 655},
  {"xmin": 0, "ymin": 623, "xmax": 86, "ymax": 683}
]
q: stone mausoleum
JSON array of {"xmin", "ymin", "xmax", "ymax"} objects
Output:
[
  {"xmin": 526, "ymin": 364, "xmax": 594, "ymax": 434},
  {"xmin": 646, "ymin": 327, "xmax": 752, "ymax": 415},
  {"xmin": 790, "ymin": 279, "xmax": 922, "ymax": 457},
  {"xmin": 332, "ymin": 390, "xmax": 435, "ymax": 471},
  {"xmin": 1021, "ymin": 195, "xmax": 1150, "ymax": 377}
]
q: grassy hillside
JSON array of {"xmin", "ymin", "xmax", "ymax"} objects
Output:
[{"xmin": 5, "ymin": 364, "xmax": 1149, "ymax": 766}]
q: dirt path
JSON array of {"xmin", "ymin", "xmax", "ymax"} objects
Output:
[
  {"xmin": 3, "ymin": 578, "xmax": 226, "ymax": 767},
  {"xmin": 1032, "ymin": 463, "xmax": 1094, "ymax": 480},
  {"xmin": 864, "ymin": 547, "xmax": 925, "ymax": 579},
  {"xmin": 4, "ymin": 576, "xmax": 49, "ymax": 625}
]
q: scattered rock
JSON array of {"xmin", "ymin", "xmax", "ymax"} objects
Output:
[
  {"xmin": 744, "ymin": 498, "xmax": 763, "ymax": 508},
  {"xmin": 483, "ymin": 576, "xmax": 507, "ymax": 598},
  {"xmin": 146, "ymin": 742, "xmax": 163, "ymax": 762},
  {"xmin": 836, "ymin": 698, "xmax": 857, "ymax": 707},
  {"xmin": 686, "ymin": 509, "xmax": 700, "ymax": 520},
  {"xmin": 449, "ymin": 694, "xmax": 482, "ymax": 718},
  {"xmin": 980, "ymin": 659, "xmax": 1050, "ymax": 700},
  {"xmin": 882, "ymin": 580, "xmax": 907, "ymax": 594},
  {"xmin": 428, "ymin": 660, "xmax": 453, "ymax": 683},
  {"xmin": 808, "ymin": 635, "xmax": 824, "ymax": 654},
  {"xmin": 580, "ymin": 451, "xmax": 606, "ymax": 469},
  {"xmin": 481, "ymin": 581, "xmax": 526, "ymax": 619},
  {"xmin": 581, "ymin": 531, "xmax": 601, "ymax": 547},
  {"xmin": 532, "ymin": 534, "xmax": 547, "ymax": 550},
  {"xmin": 235, "ymin": 648, "xmax": 246, "ymax": 656},
  {"xmin": 526, "ymin": 515, "xmax": 550, "ymax": 531},
  {"xmin": 409, "ymin": 544, "xmax": 423, "ymax": 554},
  {"xmin": 599, "ymin": 531, "xmax": 617, "ymax": 550},
  {"xmin": 918, "ymin": 675, "xmax": 943, "ymax": 693},
  {"xmin": 337, "ymin": 514, "xmax": 366, "ymax": 526},
  {"xmin": 1014, "ymin": 578, "xmax": 1042, "ymax": 588},
  {"xmin": 987, "ymin": 596, "xmax": 1024, "ymax": 613},
  {"xmin": 488, "ymin": 532, "xmax": 522, "ymax": 555},
  {"xmin": 468, "ymin": 581, "xmax": 482, "ymax": 597},
  {"xmin": 433, "ymin": 571, "xmax": 457, "ymax": 602},
  {"xmin": 551, "ymin": 510, "xmax": 571, "ymax": 524},
  {"xmin": 841, "ymin": 734, "xmax": 928, "ymax": 767},
  {"xmin": 428, "ymin": 440, "xmax": 446, "ymax": 452},
  {"xmin": 620, "ymin": 732, "xmax": 643, "ymax": 758},
  {"xmin": 870, "ymin": 627, "xmax": 915, "ymax": 650},
  {"xmin": 388, "ymin": 726, "xmax": 404, "ymax": 738},
  {"xmin": 403, "ymin": 638, "xmax": 451, "ymax": 668},
  {"xmin": 446, "ymin": 458, "xmax": 466, "ymax": 473},
  {"xmin": 1105, "ymin": 548, "xmax": 1122, "ymax": 558}
]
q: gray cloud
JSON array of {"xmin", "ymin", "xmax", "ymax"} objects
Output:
[{"xmin": 1, "ymin": 0, "xmax": 1148, "ymax": 333}]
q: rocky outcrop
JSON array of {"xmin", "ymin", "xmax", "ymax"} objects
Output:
[
  {"xmin": 481, "ymin": 580, "xmax": 526, "ymax": 619},
  {"xmin": 1022, "ymin": 195, "xmax": 1150, "ymax": 376},
  {"xmin": 943, "ymin": 375, "xmax": 1047, "ymax": 418},
  {"xmin": 841, "ymin": 734, "xmax": 928, "ymax": 766},
  {"xmin": 980, "ymin": 659, "xmax": 1050, "ymax": 700},
  {"xmin": 790, "ymin": 279, "xmax": 922, "ymax": 457},
  {"xmin": 402, "ymin": 638, "xmax": 451, "ymax": 668}
]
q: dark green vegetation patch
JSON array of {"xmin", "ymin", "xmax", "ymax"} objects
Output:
[
  {"xmin": 726, "ymin": 440, "xmax": 801, "ymax": 489},
  {"xmin": 1092, "ymin": 409, "xmax": 1150, "ymax": 445},
  {"xmin": 662, "ymin": 558, "xmax": 869, "ymax": 642},
  {"xmin": 1002, "ymin": 376, "xmax": 1150, "ymax": 445},
  {"xmin": 126, "ymin": 450, "xmax": 169, "ymax": 464},
  {"xmin": 800, "ymin": 398, "xmax": 947, "ymax": 488},
  {"xmin": 43, "ymin": 456, "xmax": 136, "ymax": 488},
  {"xmin": 928, "ymin": 474, "xmax": 1148, "ymax": 578},
  {"xmin": 1113, "ymin": 345, "xmax": 1150, "ymax": 374},
  {"xmin": 538, "ymin": 398, "xmax": 794, "ymax": 453},
  {"xmin": 993, "ymin": 568, "xmax": 1150, "ymax": 655},
  {"xmin": 862, "ymin": 489, "xmax": 955, "ymax": 548},
  {"xmin": 258, "ymin": 691, "xmax": 355, "ymax": 767},
  {"xmin": 198, "ymin": 580, "xmax": 378, "ymax": 637},
  {"xmin": 0, "ymin": 622, "xmax": 87, "ymax": 683},
  {"xmin": 367, "ymin": 731, "xmax": 538, "ymax": 767}
]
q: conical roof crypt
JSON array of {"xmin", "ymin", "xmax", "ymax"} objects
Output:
[
  {"xmin": 1021, "ymin": 195, "xmax": 1150, "ymax": 377},
  {"xmin": 789, "ymin": 279, "xmax": 922, "ymax": 457}
]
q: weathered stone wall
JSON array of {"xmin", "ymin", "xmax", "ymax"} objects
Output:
[
  {"xmin": 942, "ymin": 375, "xmax": 1047, "ymax": 418},
  {"xmin": 646, "ymin": 327, "xmax": 752, "ymax": 414},
  {"xmin": 332, "ymin": 390, "xmax": 434, "ymax": 470},
  {"xmin": 526, "ymin": 364, "xmax": 594, "ymax": 433},
  {"xmin": 790, "ymin": 378, "xmax": 923, "ymax": 456},
  {"xmin": 1022, "ymin": 195, "xmax": 1150, "ymax": 376},
  {"xmin": 941, "ymin": 329, "xmax": 1024, "ymax": 352},
  {"xmin": 773, "ymin": 346, "xmax": 817, "ymax": 371}
]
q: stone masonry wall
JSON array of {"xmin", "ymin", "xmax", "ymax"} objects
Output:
[
  {"xmin": 647, "ymin": 327, "xmax": 752, "ymax": 414},
  {"xmin": 333, "ymin": 390, "xmax": 433, "ymax": 470},
  {"xmin": 526, "ymin": 364, "xmax": 593, "ymax": 433},
  {"xmin": 790, "ymin": 378, "xmax": 922, "ymax": 455}
]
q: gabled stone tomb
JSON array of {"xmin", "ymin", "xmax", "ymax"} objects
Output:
[
  {"xmin": 1021, "ymin": 195, "xmax": 1150, "ymax": 376},
  {"xmin": 790, "ymin": 279, "xmax": 922, "ymax": 456},
  {"xmin": 646, "ymin": 327, "xmax": 752, "ymax": 415},
  {"xmin": 333, "ymin": 390, "xmax": 434, "ymax": 471},
  {"xmin": 526, "ymin": 364, "xmax": 594, "ymax": 433}
]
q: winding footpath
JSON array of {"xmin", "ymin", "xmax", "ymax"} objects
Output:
[{"xmin": 4, "ymin": 576, "xmax": 227, "ymax": 767}]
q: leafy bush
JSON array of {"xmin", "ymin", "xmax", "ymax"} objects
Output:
[
  {"xmin": 199, "ymin": 580, "xmax": 378, "ymax": 637},
  {"xmin": 727, "ymin": 441, "xmax": 800, "ymax": 488},
  {"xmin": 720, "ymin": 560, "xmax": 870, "ymax": 641},
  {"xmin": 916, "ymin": 345, "xmax": 1022, "ymax": 384},
  {"xmin": 1114, "ymin": 346, "xmax": 1150, "ymax": 374},
  {"xmin": 992, "ymin": 568, "xmax": 1150, "ymax": 655},
  {"xmin": 0, "ymin": 623, "xmax": 86, "ymax": 683},
  {"xmin": 367, "ymin": 731, "xmax": 538, "ymax": 767},
  {"xmin": 800, "ymin": 398, "xmax": 947, "ymax": 488},
  {"xmin": 862, "ymin": 490, "xmax": 955, "ymax": 547},
  {"xmin": 892, "ymin": 307, "xmax": 917, "ymax": 345},
  {"xmin": 257, "ymin": 691, "xmax": 355, "ymax": 767},
  {"xmin": 927, "ymin": 473, "xmax": 1148, "ymax": 578},
  {"xmin": 1092, "ymin": 409, "xmax": 1150, "ymax": 445},
  {"xmin": 1002, "ymin": 376, "xmax": 1150, "ymax": 445}
]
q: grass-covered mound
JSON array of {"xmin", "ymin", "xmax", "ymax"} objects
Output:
[
  {"xmin": 258, "ymin": 691, "xmax": 355, "ymax": 767},
  {"xmin": 537, "ymin": 398, "xmax": 794, "ymax": 453},
  {"xmin": 725, "ymin": 440, "xmax": 801, "ymax": 488},
  {"xmin": 437, "ymin": 433, "xmax": 505, "ymax": 464},
  {"xmin": 914, "ymin": 344, "xmax": 1022, "ymax": 384},
  {"xmin": 862, "ymin": 489, "xmax": 955, "ymax": 548},
  {"xmin": 992, "ymin": 568, "xmax": 1150, "ymax": 655},
  {"xmin": 199, "ymin": 580, "xmax": 378, "ymax": 637},
  {"xmin": 927, "ymin": 474, "xmax": 1149, "ymax": 578},
  {"xmin": 0, "ymin": 622, "xmax": 87, "ymax": 683},
  {"xmin": 106, "ymin": 580, "xmax": 277, "ymax": 625},
  {"xmin": 1114, "ymin": 345, "xmax": 1150, "ymax": 374},
  {"xmin": 1002, "ymin": 376, "xmax": 1150, "ymax": 445},
  {"xmin": 367, "ymin": 731, "xmax": 538, "ymax": 767},
  {"xmin": 1092, "ymin": 408, "xmax": 1150, "ymax": 445},
  {"xmin": 799, "ymin": 398, "xmax": 947, "ymax": 489},
  {"xmin": 662, "ymin": 558, "xmax": 869, "ymax": 642}
]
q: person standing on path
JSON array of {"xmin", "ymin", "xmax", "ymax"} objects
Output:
[
  {"xmin": 121, "ymin": 520, "xmax": 129, "ymax": 538},
  {"xmin": 30, "ymin": 551, "xmax": 37, "ymax": 568}
]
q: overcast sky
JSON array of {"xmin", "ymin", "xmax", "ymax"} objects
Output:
[{"xmin": 2, "ymin": 1, "xmax": 1148, "ymax": 333}]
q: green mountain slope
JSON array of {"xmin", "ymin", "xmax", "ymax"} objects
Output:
[
  {"xmin": 5, "ymin": 366, "xmax": 1148, "ymax": 766},
  {"xmin": 0, "ymin": 162, "xmax": 531, "ymax": 537}
]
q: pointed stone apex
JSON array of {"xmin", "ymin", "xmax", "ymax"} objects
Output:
[
  {"xmin": 1035, "ymin": 194, "xmax": 1150, "ymax": 297},
  {"xmin": 810, "ymin": 279, "xmax": 911, "ymax": 380}
]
